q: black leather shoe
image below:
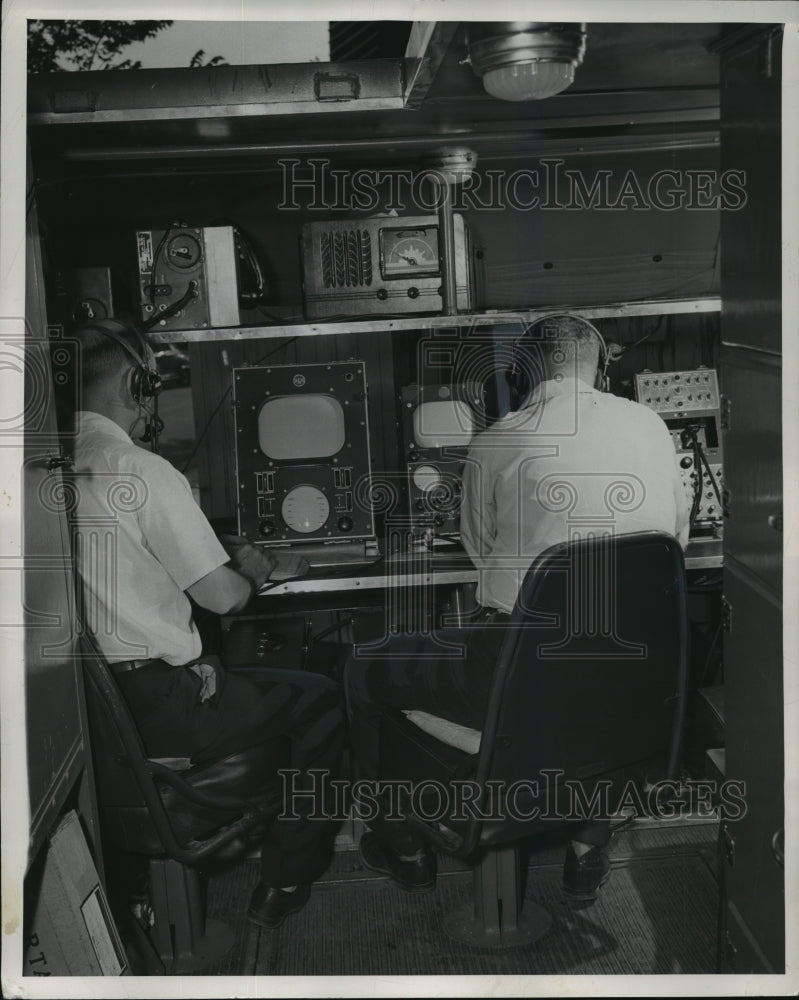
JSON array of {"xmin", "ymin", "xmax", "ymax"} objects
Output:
[
  {"xmin": 562, "ymin": 844, "xmax": 611, "ymax": 906},
  {"xmin": 247, "ymin": 881, "xmax": 311, "ymax": 929},
  {"xmin": 359, "ymin": 831, "xmax": 437, "ymax": 893}
]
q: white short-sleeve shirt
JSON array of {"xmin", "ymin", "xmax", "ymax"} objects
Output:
[
  {"xmin": 72, "ymin": 410, "xmax": 230, "ymax": 664},
  {"xmin": 459, "ymin": 378, "xmax": 691, "ymax": 614}
]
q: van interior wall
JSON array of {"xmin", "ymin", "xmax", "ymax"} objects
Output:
[{"xmin": 34, "ymin": 143, "xmax": 721, "ymax": 519}]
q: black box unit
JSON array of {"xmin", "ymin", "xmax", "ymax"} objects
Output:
[
  {"xmin": 52, "ymin": 266, "xmax": 114, "ymax": 327},
  {"xmin": 135, "ymin": 225, "xmax": 240, "ymax": 331}
]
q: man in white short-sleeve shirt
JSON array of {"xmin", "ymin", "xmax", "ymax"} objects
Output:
[
  {"xmin": 345, "ymin": 313, "xmax": 690, "ymax": 905},
  {"xmin": 460, "ymin": 354, "xmax": 690, "ymax": 615},
  {"xmin": 70, "ymin": 318, "xmax": 343, "ymax": 930}
]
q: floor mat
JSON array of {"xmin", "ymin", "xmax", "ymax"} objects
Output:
[
  {"xmin": 247, "ymin": 854, "xmax": 717, "ymax": 976},
  {"xmin": 202, "ymin": 819, "xmax": 719, "ymax": 977}
]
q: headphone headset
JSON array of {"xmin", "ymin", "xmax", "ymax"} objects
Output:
[
  {"xmin": 81, "ymin": 318, "xmax": 162, "ymax": 401},
  {"xmin": 511, "ymin": 313, "xmax": 611, "ymax": 394}
]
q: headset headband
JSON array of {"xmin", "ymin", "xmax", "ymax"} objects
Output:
[
  {"xmin": 523, "ymin": 312, "xmax": 608, "ymax": 365},
  {"xmin": 517, "ymin": 312, "xmax": 610, "ymax": 389}
]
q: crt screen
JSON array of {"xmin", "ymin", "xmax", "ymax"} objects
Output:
[
  {"xmin": 259, "ymin": 394, "xmax": 346, "ymax": 460},
  {"xmin": 413, "ymin": 400, "xmax": 474, "ymax": 449}
]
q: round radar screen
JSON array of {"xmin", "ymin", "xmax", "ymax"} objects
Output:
[{"xmin": 282, "ymin": 485, "xmax": 330, "ymax": 534}]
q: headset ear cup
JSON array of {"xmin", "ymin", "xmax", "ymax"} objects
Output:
[
  {"xmin": 129, "ymin": 366, "xmax": 142, "ymax": 402},
  {"xmin": 127, "ymin": 363, "xmax": 161, "ymax": 401},
  {"xmin": 145, "ymin": 367, "xmax": 162, "ymax": 397}
]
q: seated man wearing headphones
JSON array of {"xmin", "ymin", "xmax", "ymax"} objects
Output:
[
  {"xmin": 68, "ymin": 318, "xmax": 344, "ymax": 930},
  {"xmin": 345, "ymin": 313, "xmax": 690, "ymax": 903}
]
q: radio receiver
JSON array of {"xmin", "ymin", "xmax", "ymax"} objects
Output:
[
  {"xmin": 233, "ymin": 361, "xmax": 378, "ymax": 566},
  {"xmin": 135, "ymin": 225, "xmax": 240, "ymax": 331},
  {"xmin": 301, "ymin": 214, "xmax": 482, "ymax": 319}
]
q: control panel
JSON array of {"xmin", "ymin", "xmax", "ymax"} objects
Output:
[
  {"xmin": 233, "ymin": 361, "xmax": 378, "ymax": 566},
  {"xmin": 400, "ymin": 382, "xmax": 486, "ymax": 539},
  {"xmin": 634, "ymin": 368, "xmax": 724, "ymax": 538}
]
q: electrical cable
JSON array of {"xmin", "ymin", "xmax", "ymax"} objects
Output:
[
  {"xmin": 699, "ymin": 620, "xmax": 724, "ymax": 687},
  {"xmin": 688, "ymin": 431, "xmax": 704, "ymax": 527},
  {"xmin": 621, "ymin": 315, "xmax": 665, "ymax": 354},
  {"xmin": 235, "ymin": 228, "xmax": 266, "ymax": 305},
  {"xmin": 179, "ymin": 385, "xmax": 231, "ymax": 475},
  {"xmin": 148, "ymin": 392, "xmax": 161, "ymax": 453},
  {"xmin": 148, "ymin": 225, "xmax": 173, "ymax": 306},
  {"xmin": 696, "ymin": 438, "xmax": 723, "ymax": 506},
  {"xmin": 252, "ymin": 336, "xmax": 299, "ymax": 367},
  {"xmin": 141, "ymin": 279, "xmax": 198, "ymax": 333}
]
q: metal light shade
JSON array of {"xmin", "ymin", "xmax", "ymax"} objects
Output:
[{"xmin": 469, "ymin": 22, "xmax": 587, "ymax": 101}]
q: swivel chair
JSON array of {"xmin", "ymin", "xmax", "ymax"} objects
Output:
[
  {"xmin": 379, "ymin": 531, "xmax": 689, "ymax": 949},
  {"xmin": 81, "ymin": 637, "xmax": 288, "ymax": 973}
]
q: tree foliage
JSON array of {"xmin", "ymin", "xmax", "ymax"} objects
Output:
[{"xmin": 28, "ymin": 20, "xmax": 227, "ymax": 73}]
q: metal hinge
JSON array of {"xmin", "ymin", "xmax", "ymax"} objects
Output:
[
  {"xmin": 768, "ymin": 512, "xmax": 783, "ymax": 533},
  {"xmin": 721, "ymin": 596, "xmax": 732, "ymax": 633}
]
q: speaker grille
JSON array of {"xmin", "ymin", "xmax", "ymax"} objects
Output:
[{"xmin": 320, "ymin": 230, "xmax": 372, "ymax": 288}]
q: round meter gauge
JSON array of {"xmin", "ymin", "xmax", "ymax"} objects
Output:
[
  {"xmin": 166, "ymin": 233, "xmax": 202, "ymax": 270},
  {"xmin": 282, "ymin": 485, "xmax": 330, "ymax": 534},
  {"xmin": 412, "ymin": 465, "xmax": 443, "ymax": 492},
  {"xmin": 381, "ymin": 227, "xmax": 439, "ymax": 278}
]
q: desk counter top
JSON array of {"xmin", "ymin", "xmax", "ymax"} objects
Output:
[{"xmin": 258, "ymin": 538, "xmax": 722, "ymax": 597}]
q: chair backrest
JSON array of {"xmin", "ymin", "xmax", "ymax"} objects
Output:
[
  {"xmin": 80, "ymin": 637, "xmax": 286, "ymax": 863},
  {"xmin": 469, "ymin": 530, "xmax": 688, "ymax": 851}
]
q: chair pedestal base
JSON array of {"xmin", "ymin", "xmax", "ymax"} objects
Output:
[
  {"xmin": 444, "ymin": 899, "xmax": 552, "ymax": 949},
  {"xmin": 443, "ymin": 845, "xmax": 552, "ymax": 950},
  {"xmin": 149, "ymin": 857, "xmax": 235, "ymax": 973},
  {"xmin": 166, "ymin": 919, "xmax": 235, "ymax": 974}
]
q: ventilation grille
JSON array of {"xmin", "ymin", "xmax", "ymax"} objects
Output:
[{"xmin": 320, "ymin": 230, "xmax": 373, "ymax": 288}]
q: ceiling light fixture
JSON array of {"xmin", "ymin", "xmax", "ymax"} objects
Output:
[{"xmin": 467, "ymin": 22, "xmax": 587, "ymax": 102}]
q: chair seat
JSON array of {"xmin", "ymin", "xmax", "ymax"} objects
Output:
[
  {"xmin": 402, "ymin": 710, "xmax": 482, "ymax": 755},
  {"xmin": 101, "ymin": 741, "xmax": 287, "ymax": 856}
]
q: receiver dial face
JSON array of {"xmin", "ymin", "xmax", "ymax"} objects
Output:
[
  {"xmin": 381, "ymin": 228, "xmax": 439, "ymax": 278},
  {"xmin": 166, "ymin": 233, "xmax": 202, "ymax": 270},
  {"xmin": 281, "ymin": 484, "xmax": 330, "ymax": 534}
]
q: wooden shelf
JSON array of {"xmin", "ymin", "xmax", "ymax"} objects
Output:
[{"xmin": 149, "ymin": 297, "xmax": 721, "ymax": 343}]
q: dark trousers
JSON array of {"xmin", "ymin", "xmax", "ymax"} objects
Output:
[
  {"xmin": 117, "ymin": 657, "xmax": 344, "ymax": 887},
  {"xmin": 345, "ymin": 624, "xmax": 503, "ymax": 783},
  {"xmin": 344, "ymin": 621, "xmax": 610, "ymax": 854},
  {"xmin": 344, "ymin": 622, "xmax": 504, "ymax": 854}
]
